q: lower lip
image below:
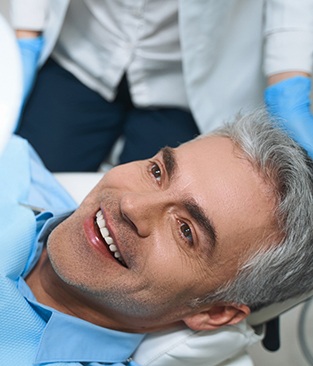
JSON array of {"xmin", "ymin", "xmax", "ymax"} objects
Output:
[{"xmin": 83, "ymin": 216, "xmax": 115, "ymax": 261}]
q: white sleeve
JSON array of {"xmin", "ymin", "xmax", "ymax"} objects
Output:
[
  {"xmin": 10, "ymin": 0, "xmax": 49, "ymax": 31},
  {"xmin": 264, "ymin": 0, "xmax": 313, "ymax": 76}
]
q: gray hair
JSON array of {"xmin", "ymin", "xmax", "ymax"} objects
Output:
[{"xmin": 199, "ymin": 109, "xmax": 313, "ymax": 312}]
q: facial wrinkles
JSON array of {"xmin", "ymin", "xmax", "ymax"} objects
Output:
[
  {"xmin": 172, "ymin": 138, "xmax": 268, "ymax": 279},
  {"xmin": 46, "ymin": 136, "xmax": 278, "ymax": 331},
  {"xmin": 103, "ymin": 189, "xmax": 211, "ymax": 296},
  {"xmin": 100, "ymin": 191, "xmax": 142, "ymax": 271},
  {"xmin": 50, "ymin": 198, "xmax": 173, "ymax": 320},
  {"xmin": 158, "ymin": 148, "xmax": 218, "ymax": 262},
  {"xmin": 93, "ymin": 239, "xmax": 194, "ymax": 322},
  {"xmin": 100, "ymin": 191, "xmax": 181, "ymax": 274}
]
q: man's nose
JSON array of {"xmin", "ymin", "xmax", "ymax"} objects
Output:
[{"xmin": 120, "ymin": 191, "xmax": 167, "ymax": 237}]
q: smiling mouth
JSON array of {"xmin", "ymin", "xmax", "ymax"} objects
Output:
[{"xmin": 95, "ymin": 210, "xmax": 126, "ymax": 266}]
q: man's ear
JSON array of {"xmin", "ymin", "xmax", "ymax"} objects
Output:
[{"xmin": 182, "ymin": 304, "xmax": 251, "ymax": 331}]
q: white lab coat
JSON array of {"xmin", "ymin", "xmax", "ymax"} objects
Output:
[{"xmin": 11, "ymin": 0, "xmax": 313, "ymax": 133}]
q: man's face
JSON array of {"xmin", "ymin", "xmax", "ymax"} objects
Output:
[{"xmin": 47, "ymin": 136, "xmax": 277, "ymax": 332}]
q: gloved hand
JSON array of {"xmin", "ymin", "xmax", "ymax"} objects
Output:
[
  {"xmin": 265, "ymin": 76, "xmax": 313, "ymax": 159},
  {"xmin": 17, "ymin": 36, "xmax": 44, "ymax": 104}
]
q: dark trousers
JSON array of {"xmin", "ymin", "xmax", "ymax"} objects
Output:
[{"xmin": 17, "ymin": 58, "xmax": 200, "ymax": 172}]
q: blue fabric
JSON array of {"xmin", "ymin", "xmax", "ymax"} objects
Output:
[
  {"xmin": 18, "ymin": 275, "xmax": 144, "ymax": 364},
  {"xmin": 17, "ymin": 36, "xmax": 44, "ymax": 105},
  {"xmin": 0, "ymin": 136, "xmax": 144, "ymax": 365},
  {"xmin": 265, "ymin": 76, "xmax": 313, "ymax": 159}
]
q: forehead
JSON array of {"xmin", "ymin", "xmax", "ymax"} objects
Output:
[{"xmin": 174, "ymin": 136, "xmax": 276, "ymax": 255}]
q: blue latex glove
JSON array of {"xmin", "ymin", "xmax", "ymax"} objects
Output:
[
  {"xmin": 17, "ymin": 36, "xmax": 44, "ymax": 104},
  {"xmin": 265, "ymin": 76, "xmax": 313, "ymax": 159}
]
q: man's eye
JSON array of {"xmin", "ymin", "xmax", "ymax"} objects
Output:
[
  {"xmin": 150, "ymin": 163, "xmax": 162, "ymax": 182},
  {"xmin": 179, "ymin": 221, "xmax": 194, "ymax": 245}
]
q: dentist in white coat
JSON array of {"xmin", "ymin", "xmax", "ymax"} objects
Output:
[{"xmin": 11, "ymin": 0, "xmax": 313, "ymax": 170}]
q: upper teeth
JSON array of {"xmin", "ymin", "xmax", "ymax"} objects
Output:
[{"xmin": 96, "ymin": 210, "xmax": 123, "ymax": 262}]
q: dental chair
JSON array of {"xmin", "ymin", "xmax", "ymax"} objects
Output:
[{"xmin": 1, "ymin": 13, "xmax": 313, "ymax": 366}]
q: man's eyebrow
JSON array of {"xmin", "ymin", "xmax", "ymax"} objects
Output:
[
  {"xmin": 160, "ymin": 146, "xmax": 177, "ymax": 181},
  {"xmin": 184, "ymin": 200, "xmax": 217, "ymax": 249},
  {"xmin": 160, "ymin": 147, "xmax": 217, "ymax": 249}
]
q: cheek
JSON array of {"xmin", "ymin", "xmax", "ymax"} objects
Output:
[
  {"xmin": 46, "ymin": 216, "xmax": 92, "ymax": 278},
  {"xmin": 142, "ymin": 234, "xmax": 211, "ymax": 297}
]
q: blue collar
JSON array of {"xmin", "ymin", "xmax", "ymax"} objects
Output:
[{"xmin": 18, "ymin": 278, "xmax": 145, "ymax": 364}]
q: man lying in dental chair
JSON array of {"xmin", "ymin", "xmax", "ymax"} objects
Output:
[{"xmin": 2, "ymin": 109, "xmax": 313, "ymax": 366}]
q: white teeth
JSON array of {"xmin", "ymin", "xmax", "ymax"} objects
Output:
[
  {"xmin": 104, "ymin": 236, "xmax": 113, "ymax": 245},
  {"xmin": 109, "ymin": 244, "xmax": 117, "ymax": 252},
  {"xmin": 100, "ymin": 227, "xmax": 109, "ymax": 237},
  {"xmin": 95, "ymin": 210, "xmax": 125, "ymax": 264},
  {"xmin": 97, "ymin": 217, "xmax": 105, "ymax": 227}
]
